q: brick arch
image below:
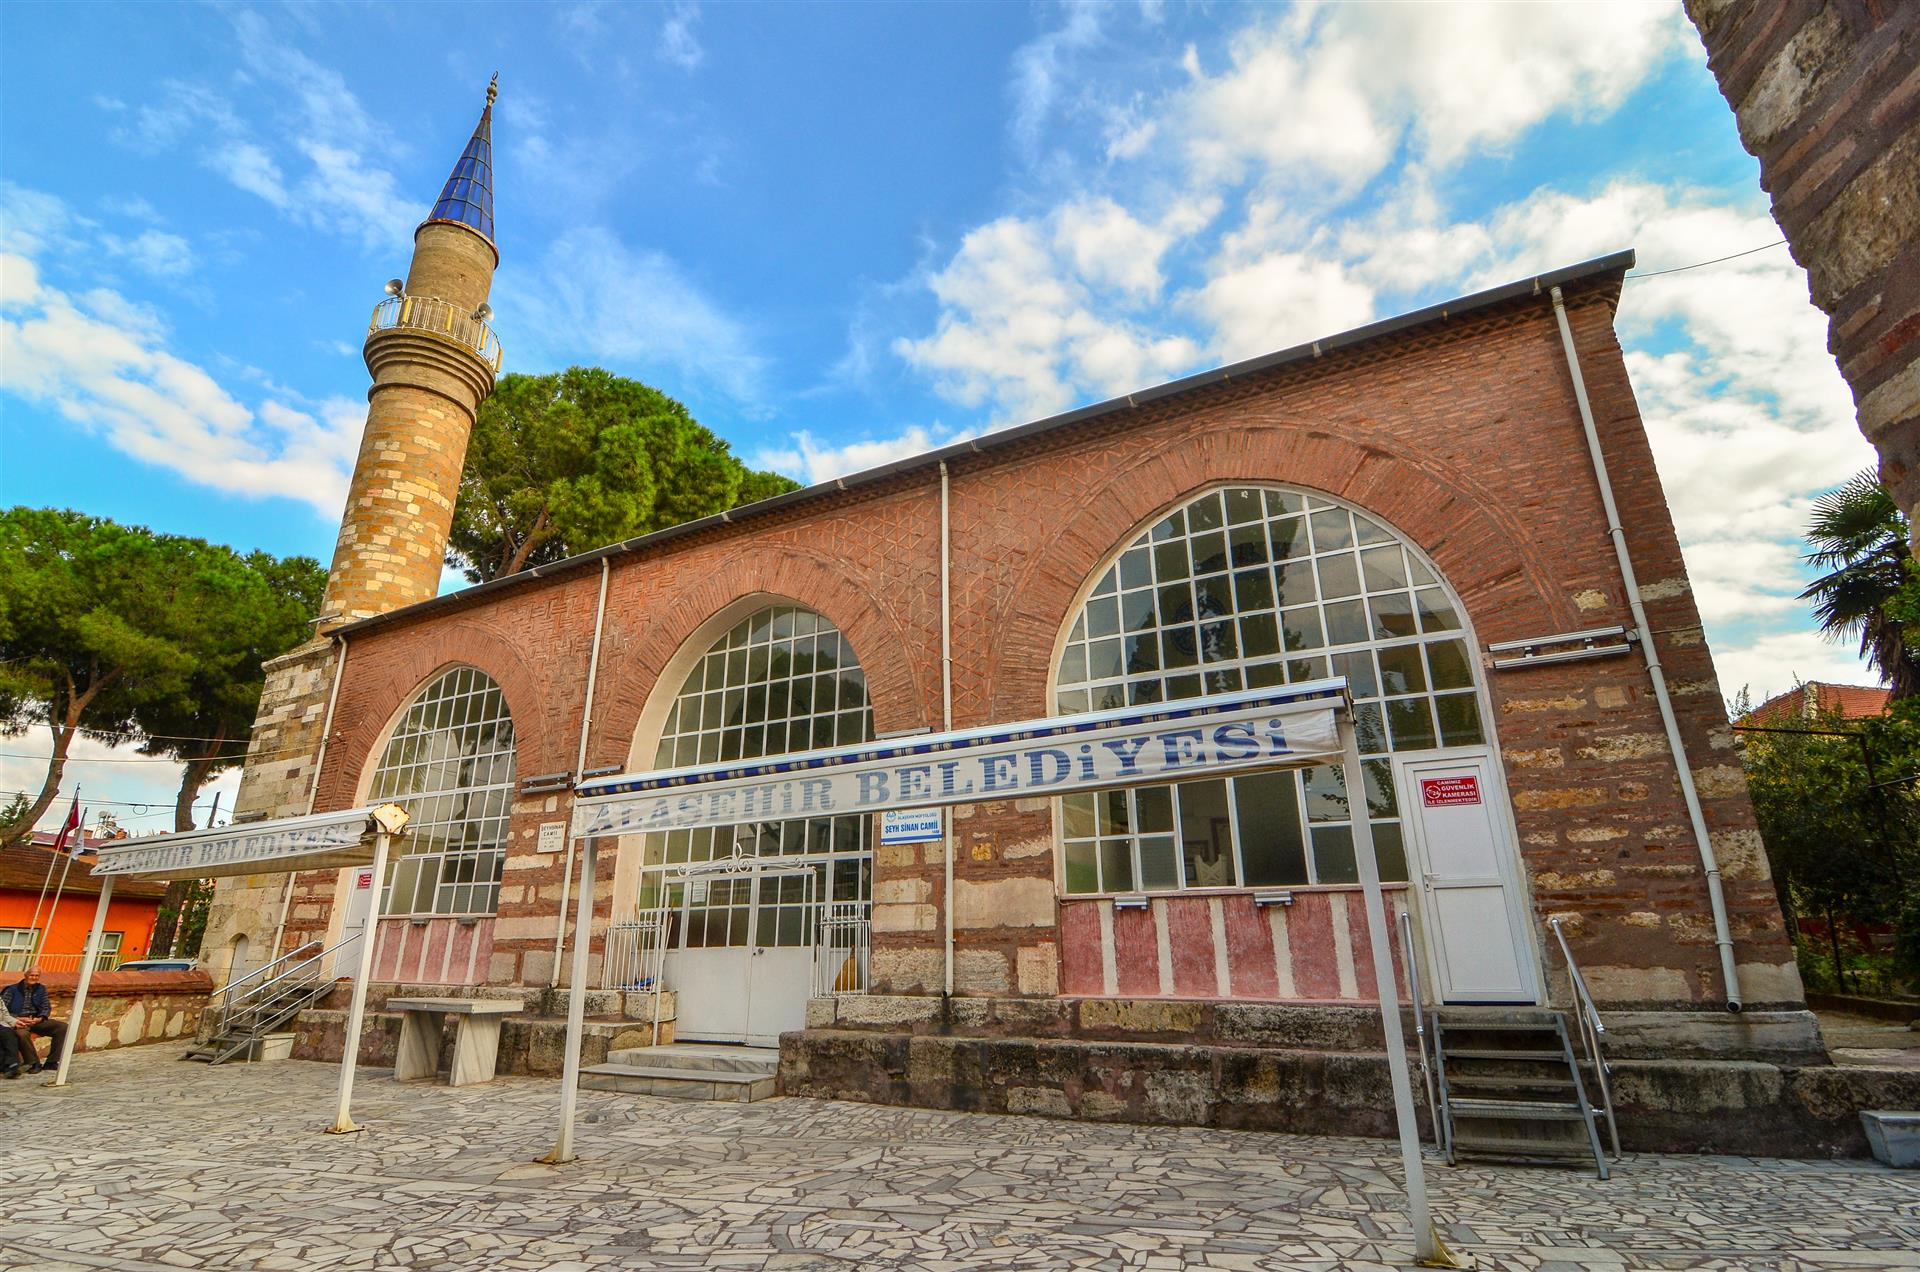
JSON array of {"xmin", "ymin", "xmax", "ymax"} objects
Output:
[
  {"xmin": 590, "ymin": 542, "xmax": 930, "ymax": 772},
  {"xmin": 977, "ymin": 420, "xmax": 1571, "ymax": 723},
  {"xmin": 315, "ymin": 622, "xmax": 560, "ymax": 813}
]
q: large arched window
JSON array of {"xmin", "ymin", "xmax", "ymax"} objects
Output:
[
  {"xmin": 367, "ymin": 666, "xmax": 516, "ymax": 916},
  {"xmin": 1054, "ymin": 485, "xmax": 1487, "ymax": 894},
  {"xmin": 638, "ymin": 604, "xmax": 873, "ymax": 943}
]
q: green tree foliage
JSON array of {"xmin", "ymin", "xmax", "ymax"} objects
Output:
[
  {"xmin": 447, "ymin": 367, "xmax": 802, "ymax": 582},
  {"xmin": 1736, "ymin": 689, "xmax": 1920, "ymax": 992},
  {"xmin": 134, "ymin": 548, "xmax": 325, "ymax": 957},
  {"xmin": 0, "ymin": 508, "xmax": 324, "ymax": 861},
  {"xmin": 1801, "ymin": 470, "xmax": 1920, "ymax": 698},
  {"xmin": 0, "ymin": 509, "xmax": 192, "ymax": 846}
]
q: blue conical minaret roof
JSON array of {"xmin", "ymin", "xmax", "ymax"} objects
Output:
[{"xmin": 425, "ymin": 75, "xmax": 495, "ymax": 243}]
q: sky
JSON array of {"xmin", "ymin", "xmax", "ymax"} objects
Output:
[{"xmin": 0, "ymin": 0, "xmax": 1878, "ymax": 834}]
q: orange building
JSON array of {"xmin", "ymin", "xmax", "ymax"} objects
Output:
[{"xmin": 0, "ymin": 835, "xmax": 167, "ymax": 972}]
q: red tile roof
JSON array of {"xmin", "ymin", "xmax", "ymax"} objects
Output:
[
  {"xmin": 0, "ymin": 840, "xmax": 167, "ymax": 901},
  {"xmin": 1743, "ymin": 681, "xmax": 1891, "ymax": 725}
]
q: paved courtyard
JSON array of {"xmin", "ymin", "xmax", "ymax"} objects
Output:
[{"xmin": 0, "ymin": 1045, "xmax": 1914, "ymax": 1272}]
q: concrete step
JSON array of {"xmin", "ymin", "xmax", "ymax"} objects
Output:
[
  {"xmin": 578, "ymin": 1062, "xmax": 777, "ymax": 1102},
  {"xmin": 605, "ymin": 1044, "xmax": 778, "ymax": 1075}
]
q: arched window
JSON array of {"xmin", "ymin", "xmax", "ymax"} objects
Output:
[
  {"xmin": 638, "ymin": 605, "xmax": 873, "ymax": 940},
  {"xmin": 1054, "ymin": 485, "xmax": 1487, "ymax": 894},
  {"xmin": 367, "ymin": 666, "xmax": 516, "ymax": 916}
]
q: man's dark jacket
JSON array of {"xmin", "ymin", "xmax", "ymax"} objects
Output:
[{"xmin": 1, "ymin": 981, "xmax": 49, "ymax": 1018}]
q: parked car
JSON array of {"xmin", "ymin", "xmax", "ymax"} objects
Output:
[{"xmin": 113, "ymin": 958, "xmax": 201, "ymax": 973}]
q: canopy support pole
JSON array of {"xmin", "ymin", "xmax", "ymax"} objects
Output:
[
  {"xmin": 543, "ymin": 835, "xmax": 598, "ymax": 1165},
  {"xmin": 1344, "ymin": 718, "xmax": 1468, "ymax": 1269},
  {"xmin": 47, "ymin": 878, "xmax": 114, "ymax": 1088},
  {"xmin": 326, "ymin": 828, "xmax": 392, "ymax": 1134}
]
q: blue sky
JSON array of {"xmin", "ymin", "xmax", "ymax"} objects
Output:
[{"xmin": 0, "ymin": 1, "xmax": 1876, "ymax": 829}]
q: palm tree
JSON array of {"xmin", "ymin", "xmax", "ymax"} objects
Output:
[{"xmin": 1801, "ymin": 469, "xmax": 1919, "ymax": 698}]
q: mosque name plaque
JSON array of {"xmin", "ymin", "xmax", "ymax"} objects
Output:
[
  {"xmin": 573, "ymin": 681, "xmax": 1348, "ymax": 840},
  {"xmin": 880, "ymin": 808, "xmax": 944, "ymax": 845}
]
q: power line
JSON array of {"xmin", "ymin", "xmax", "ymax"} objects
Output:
[
  {"xmin": 0, "ymin": 749, "xmax": 255, "ymax": 765},
  {"xmin": 1625, "ymin": 239, "xmax": 1787, "ymax": 279}
]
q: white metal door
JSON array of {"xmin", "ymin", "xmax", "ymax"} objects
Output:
[
  {"xmin": 1399, "ymin": 753, "xmax": 1536, "ymax": 1003},
  {"xmin": 335, "ymin": 865, "xmax": 377, "ymax": 981},
  {"xmin": 743, "ymin": 868, "xmax": 822, "ymax": 1046},
  {"xmin": 667, "ymin": 875, "xmax": 755, "ymax": 1041}
]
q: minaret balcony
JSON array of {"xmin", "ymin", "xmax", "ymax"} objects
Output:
[{"xmin": 367, "ymin": 295, "xmax": 504, "ymax": 374}]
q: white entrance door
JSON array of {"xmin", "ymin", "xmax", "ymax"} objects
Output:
[
  {"xmin": 1399, "ymin": 753, "xmax": 1537, "ymax": 1003},
  {"xmin": 669, "ymin": 867, "xmax": 822, "ymax": 1045},
  {"xmin": 334, "ymin": 865, "xmax": 377, "ymax": 981}
]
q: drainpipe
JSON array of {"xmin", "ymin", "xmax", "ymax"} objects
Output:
[
  {"xmin": 940, "ymin": 461, "xmax": 956, "ymax": 997},
  {"xmin": 552, "ymin": 557, "xmax": 612, "ymax": 988},
  {"xmin": 271, "ymin": 634, "xmax": 348, "ymax": 964},
  {"xmin": 1549, "ymin": 285, "xmax": 1743, "ymax": 1011}
]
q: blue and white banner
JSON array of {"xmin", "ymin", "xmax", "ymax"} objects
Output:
[
  {"xmin": 91, "ymin": 806, "xmax": 386, "ymax": 881},
  {"xmin": 571, "ymin": 680, "xmax": 1348, "ymax": 839}
]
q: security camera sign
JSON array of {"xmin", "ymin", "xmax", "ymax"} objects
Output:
[{"xmin": 1420, "ymin": 776, "xmax": 1482, "ymax": 807}]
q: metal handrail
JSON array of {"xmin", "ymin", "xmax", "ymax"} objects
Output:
[
  {"xmin": 1549, "ymin": 916, "xmax": 1621, "ymax": 1157},
  {"xmin": 367, "ymin": 295, "xmax": 504, "ymax": 372},
  {"xmin": 215, "ymin": 931, "xmax": 360, "ymax": 1035},
  {"xmin": 1397, "ymin": 908, "xmax": 1441, "ymax": 1148},
  {"xmin": 219, "ymin": 940, "xmax": 323, "ymax": 1003}
]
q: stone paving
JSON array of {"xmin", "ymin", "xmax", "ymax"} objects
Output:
[{"xmin": 0, "ymin": 1044, "xmax": 1914, "ymax": 1271}]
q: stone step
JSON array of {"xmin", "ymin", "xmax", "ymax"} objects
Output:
[
  {"xmin": 605, "ymin": 1044, "xmax": 778, "ymax": 1075},
  {"xmin": 579, "ymin": 1063, "xmax": 777, "ymax": 1102}
]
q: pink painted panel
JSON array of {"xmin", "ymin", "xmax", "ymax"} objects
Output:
[
  {"xmin": 1341, "ymin": 890, "xmax": 1413, "ymax": 1002},
  {"xmin": 1221, "ymin": 895, "xmax": 1279, "ymax": 998},
  {"xmin": 1058, "ymin": 901, "xmax": 1104, "ymax": 996},
  {"xmin": 422, "ymin": 921, "xmax": 453, "ymax": 982},
  {"xmin": 1112, "ymin": 905, "xmax": 1159, "ymax": 995},
  {"xmin": 448, "ymin": 922, "xmax": 475, "ymax": 982},
  {"xmin": 1164, "ymin": 898, "xmax": 1217, "ymax": 996},
  {"xmin": 372, "ymin": 919, "xmax": 406, "ymax": 981},
  {"xmin": 1286, "ymin": 892, "xmax": 1341, "ymax": 1000}
]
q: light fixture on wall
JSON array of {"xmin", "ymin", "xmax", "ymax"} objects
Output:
[
  {"xmin": 1112, "ymin": 894, "xmax": 1150, "ymax": 911},
  {"xmin": 1253, "ymin": 889, "xmax": 1296, "ymax": 908}
]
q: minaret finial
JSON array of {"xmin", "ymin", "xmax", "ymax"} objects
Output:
[{"xmin": 486, "ymin": 73, "xmax": 498, "ymax": 109}]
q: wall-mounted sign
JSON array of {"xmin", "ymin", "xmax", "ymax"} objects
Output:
[
  {"xmin": 880, "ymin": 808, "xmax": 943, "ymax": 844},
  {"xmin": 1420, "ymin": 776, "xmax": 1482, "ymax": 808},
  {"xmin": 537, "ymin": 821, "xmax": 566, "ymax": 854},
  {"xmin": 355, "ymin": 869, "xmax": 374, "ymax": 890}
]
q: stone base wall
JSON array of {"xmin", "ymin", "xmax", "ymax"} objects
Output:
[
  {"xmin": 779, "ymin": 1025, "xmax": 1917, "ymax": 1158},
  {"xmin": 42, "ymin": 969, "xmax": 213, "ymax": 1054}
]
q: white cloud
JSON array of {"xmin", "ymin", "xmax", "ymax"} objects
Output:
[
  {"xmin": 101, "ymin": 228, "xmax": 195, "ymax": 279},
  {"xmin": 0, "ymin": 232, "xmax": 361, "ymax": 517},
  {"xmin": 496, "ymin": 226, "xmax": 768, "ymax": 408},
  {"xmin": 753, "ymin": 424, "xmax": 973, "ymax": 486},
  {"xmin": 0, "ymin": 727, "xmax": 244, "ymax": 836},
  {"xmin": 659, "ymin": 2, "xmax": 706, "ymax": 71},
  {"xmin": 1711, "ymin": 630, "xmax": 1880, "ymax": 707},
  {"xmin": 1184, "ymin": 250, "xmax": 1375, "ymax": 363},
  {"xmin": 1009, "ymin": 1, "xmax": 1104, "ymax": 160},
  {"xmin": 896, "ymin": 208, "xmax": 1205, "ymax": 421},
  {"xmin": 1171, "ymin": 2, "xmax": 1687, "ymax": 192}
]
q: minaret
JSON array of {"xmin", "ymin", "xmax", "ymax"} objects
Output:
[{"xmin": 320, "ymin": 76, "xmax": 503, "ymax": 628}]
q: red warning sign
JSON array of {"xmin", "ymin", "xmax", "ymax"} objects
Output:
[
  {"xmin": 356, "ymin": 869, "xmax": 374, "ymax": 889},
  {"xmin": 1421, "ymin": 776, "xmax": 1482, "ymax": 808}
]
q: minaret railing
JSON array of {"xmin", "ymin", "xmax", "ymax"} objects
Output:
[{"xmin": 367, "ymin": 296, "xmax": 503, "ymax": 372}]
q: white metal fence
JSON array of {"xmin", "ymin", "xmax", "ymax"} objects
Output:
[
  {"xmin": 602, "ymin": 912, "xmax": 670, "ymax": 992},
  {"xmin": 813, "ymin": 902, "xmax": 870, "ymax": 997}
]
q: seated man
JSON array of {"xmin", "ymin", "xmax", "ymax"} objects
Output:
[
  {"xmin": 0, "ymin": 996, "xmax": 27, "ymax": 1078},
  {"xmin": 1, "ymin": 968, "xmax": 66, "ymax": 1075}
]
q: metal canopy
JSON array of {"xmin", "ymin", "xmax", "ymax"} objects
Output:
[
  {"xmin": 549, "ymin": 677, "xmax": 1457, "ymax": 1263},
  {"xmin": 89, "ymin": 805, "xmax": 403, "ymax": 882}
]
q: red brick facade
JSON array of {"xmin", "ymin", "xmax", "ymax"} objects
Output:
[{"xmin": 275, "ymin": 264, "xmax": 1800, "ymax": 1013}]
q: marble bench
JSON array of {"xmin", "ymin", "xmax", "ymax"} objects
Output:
[{"xmin": 387, "ymin": 997, "xmax": 521, "ymax": 1087}]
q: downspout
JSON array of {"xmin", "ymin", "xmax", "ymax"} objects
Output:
[
  {"xmin": 940, "ymin": 461, "xmax": 956, "ymax": 997},
  {"xmin": 272, "ymin": 633, "xmax": 348, "ymax": 962},
  {"xmin": 1549, "ymin": 285, "xmax": 1743, "ymax": 1011},
  {"xmin": 552, "ymin": 557, "xmax": 612, "ymax": 987}
]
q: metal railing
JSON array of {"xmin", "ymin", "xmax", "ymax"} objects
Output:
[
  {"xmin": 1549, "ymin": 916, "xmax": 1621, "ymax": 1158},
  {"xmin": 814, "ymin": 902, "xmax": 870, "ymax": 998},
  {"xmin": 1396, "ymin": 908, "xmax": 1441, "ymax": 1148},
  {"xmin": 367, "ymin": 295, "xmax": 504, "ymax": 372},
  {"xmin": 210, "ymin": 932, "xmax": 357, "ymax": 1039},
  {"xmin": 1, "ymin": 950, "xmax": 120, "ymax": 974},
  {"xmin": 603, "ymin": 914, "xmax": 669, "ymax": 993}
]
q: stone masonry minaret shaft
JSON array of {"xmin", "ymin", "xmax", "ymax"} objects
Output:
[{"xmin": 320, "ymin": 77, "xmax": 502, "ymax": 629}]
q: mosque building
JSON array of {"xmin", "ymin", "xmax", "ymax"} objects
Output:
[{"xmin": 197, "ymin": 82, "xmax": 1825, "ymax": 1142}]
